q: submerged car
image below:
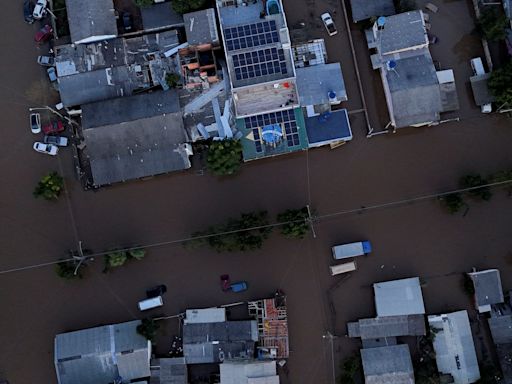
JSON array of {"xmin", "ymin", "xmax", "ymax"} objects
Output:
[
  {"xmin": 321, "ymin": 13, "xmax": 337, "ymax": 36},
  {"xmin": 37, "ymin": 55, "xmax": 55, "ymax": 66},
  {"xmin": 42, "ymin": 120, "xmax": 65, "ymax": 135},
  {"xmin": 24, "ymin": 0, "xmax": 35, "ymax": 23},
  {"xmin": 33, "ymin": 142, "xmax": 58, "ymax": 156},
  {"xmin": 43, "ymin": 135, "xmax": 68, "ymax": 147},
  {"xmin": 47, "ymin": 67, "xmax": 57, "ymax": 82},
  {"xmin": 230, "ymin": 281, "xmax": 248, "ymax": 293},
  {"xmin": 32, "ymin": 0, "xmax": 47, "ymax": 19},
  {"xmin": 30, "ymin": 113, "xmax": 41, "ymax": 134},
  {"xmin": 35, "ymin": 24, "xmax": 53, "ymax": 43}
]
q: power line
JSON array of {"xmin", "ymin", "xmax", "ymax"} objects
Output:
[{"xmin": 0, "ymin": 178, "xmax": 511, "ymax": 276}]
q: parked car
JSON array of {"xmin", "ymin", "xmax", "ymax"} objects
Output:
[
  {"xmin": 37, "ymin": 55, "xmax": 55, "ymax": 66},
  {"xmin": 230, "ymin": 281, "xmax": 248, "ymax": 293},
  {"xmin": 42, "ymin": 120, "xmax": 65, "ymax": 135},
  {"xmin": 32, "ymin": 0, "xmax": 47, "ymax": 19},
  {"xmin": 321, "ymin": 13, "xmax": 337, "ymax": 36},
  {"xmin": 30, "ymin": 113, "xmax": 41, "ymax": 134},
  {"xmin": 138, "ymin": 296, "xmax": 163, "ymax": 311},
  {"xmin": 220, "ymin": 274, "xmax": 231, "ymax": 292},
  {"xmin": 47, "ymin": 67, "xmax": 57, "ymax": 82},
  {"xmin": 35, "ymin": 24, "xmax": 53, "ymax": 43},
  {"xmin": 43, "ymin": 135, "xmax": 68, "ymax": 147},
  {"xmin": 23, "ymin": 0, "xmax": 35, "ymax": 23},
  {"xmin": 33, "ymin": 142, "xmax": 58, "ymax": 156},
  {"xmin": 146, "ymin": 284, "xmax": 167, "ymax": 298},
  {"xmin": 123, "ymin": 12, "xmax": 133, "ymax": 31}
]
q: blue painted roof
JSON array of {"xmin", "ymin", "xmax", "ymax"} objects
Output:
[{"xmin": 305, "ymin": 109, "xmax": 352, "ymax": 147}]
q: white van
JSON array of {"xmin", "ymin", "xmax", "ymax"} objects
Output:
[
  {"xmin": 138, "ymin": 296, "xmax": 163, "ymax": 311},
  {"xmin": 470, "ymin": 57, "xmax": 492, "ymax": 113},
  {"xmin": 329, "ymin": 261, "xmax": 357, "ymax": 276}
]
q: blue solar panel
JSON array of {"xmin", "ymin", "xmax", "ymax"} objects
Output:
[
  {"xmin": 233, "ymin": 48, "xmax": 288, "ymax": 81},
  {"xmin": 244, "ymin": 109, "xmax": 300, "ymax": 152},
  {"xmin": 224, "ymin": 21, "xmax": 279, "ymax": 52}
]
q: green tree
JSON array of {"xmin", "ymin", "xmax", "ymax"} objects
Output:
[
  {"xmin": 337, "ymin": 355, "xmax": 361, "ymax": 384},
  {"xmin": 55, "ymin": 260, "xmax": 83, "ymax": 280},
  {"xmin": 460, "ymin": 174, "xmax": 492, "ymax": 201},
  {"xmin": 439, "ymin": 193, "xmax": 465, "ymax": 214},
  {"xmin": 477, "ymin": 7, "xmax": 508, "ymax": 42},
  {"xmin": 134, "ymin": 0, "xmax": 153, "ymax": 7},
  {"xmin": 171, "ymin": 0, "xmax": 207, "ymax": 14},
  {"xmin": 165, "ymin": 72, "xmax": 181, "ymax": 88},
  {"xmin": 129, "ymin": 248, "xmax": 146, "ymax": 260},
  {"xmin": 33, "ymin": 172, "xmax": 64, "ymax": 200},
  {"xmin": 394, "ymin": 0, "xmax": 417, "ymax": 13},
  {"xmin": 276, "ymin": 207, "xmax": 310, "ymax": 239},
  {"xmin": 187, "ymin": 211, "xmax": 273, "ymax": 252},
  {"xmin": 488, "ymin": 61, "xmax": 512, "ymax": 107},
  {"xmin": 106, "ymin": 251, "xmax": 128, "ymax": 267},
  {"xmin": 206, "ymin": 139, "xmax": 243, "ymax": 176},
  {"xmin": 137, "ymin": 318, "xmax": 160, "ymax": 341}
]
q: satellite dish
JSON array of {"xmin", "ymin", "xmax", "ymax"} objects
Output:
[
  {"xmin": 262, "ymin": 124, "xmax": 283, "ymax": 144},
  {"xmin": 328, "ymin": 91, "xmax": 336, "ymax": 99},
  {"xmin": 377, "ymin": 16, "xmax": 386, "ymax": 27},
  {"xmin": 387, "ymin": 60, "xmax": 397, "ymax": 70}
]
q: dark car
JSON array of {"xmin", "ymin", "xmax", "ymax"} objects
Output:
[
  {"xmin": 42, "ymin": 120, "xmax": 65, "ymax": 135},
  {"xmin": 43, "ymin": 135, "xmax": 68, "ymax": 147},
  {"xmin": 35, "ymin": 24, "xmax": 53, "ymax": 43},
  {"xmin": 122, "ymin": 12, "xmax": 133, "ymax": 31},
  {"xmin": 146, "ymin": 284, "xmax": 167, "ymax": 298},
  {"xmin": 24, "ymin": 0, "xmax": 35, "ymax": 24}
]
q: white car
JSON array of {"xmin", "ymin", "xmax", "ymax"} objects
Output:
[
  {"xmin": 321, "ymin": 13, "xmax": 337, "ymax": 36},
  {"xmin": 33, "ymin": 142, "xmax": 58, "ymax": 156},
  {"xmin": 32, "ymin": 0, "xmax": 48, "ymax": 20},
  {"xmin": 30, "ymin": 113, "xmax": 41, "ymax": 134}
]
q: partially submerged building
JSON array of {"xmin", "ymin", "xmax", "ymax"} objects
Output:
[
  {"xmin": 182, "ymin": 308, "xmax": 258, "ymax": 364},
  {"xmin": 360, "ymin": 344, "xmax": 415, "ymax": 384},
  {"xmin": 248, "ymin": 292, "xmax": 289, "ymax": 359},
  {"xmin": 350, "ymin": 0, "xmax": 396, "ymax": 23},
  {"xmin": 81, "ymin": 91, "xmax": 192, "ymax": 187},
  {"xmin": 428, "ymin": 311, "xmax": 480, "ymax": 384},
  {"xmin": 468, "ymin": 269, "xmax": 504, "ymax": 313},
  {"xmin": 217, "ymin": 0, "xmax": 309, "ymax": 160},
  {"xmin": 366, "ymin": 11, "xmax": 458, "ymax": 129},
  {"xmin": 373, "ymin": 277, "xmax": 426, "ymax": 317},
  {"xmin": 54, "ymin": 320, "xmax": 150, "ymax": 384},
  {"xmin": 220, "ymin": 360, "xmax": 280, "ymax": 384}
]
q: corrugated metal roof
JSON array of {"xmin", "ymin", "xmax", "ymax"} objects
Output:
[
  {"xmin": 374, "ymin": 277, "xmax": 425, "ymax": 317},
  {"xmin": 66, "ymin": 0, "xmax": 117, "ymax": 44},
  {"xmin": 469, "ymin": 269, "xmax": 504, "ymax": 311},
  {"xmin": 361, "ymin": 345, "xmax": 414, "ymax": 384},
  {"xmin": 348, "ymin": 315, "xmax": 426, "ymax": 339},
  {"xmin": 428, "ymin": 311, "xmax": 480, "ymax": 384},
  {"xmin": 220, "ymin": 360, "xmax": 278, "ymax": 384}
]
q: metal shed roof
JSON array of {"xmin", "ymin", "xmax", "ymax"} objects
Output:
[
  {"xmin": 374, "ymin": 277, "xmax": 425, "ymax": 317},
  {"xmin": 469, "ymin": 269, "xmax": 504, "ymax": 312},
  {"xmin": 361, "ymin": 344, "xmax": 414, "ymax": 384}
]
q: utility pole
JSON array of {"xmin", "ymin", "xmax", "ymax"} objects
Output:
[
  {"xmin": 72, "ymin": 241, "xmax": 91, "ymax": 275},
  {"xmin": 306, "ymin": 204, "xmax": 317, "ymax": 238},
  {"xmin": 323, "ymin": 331, "xmax": 338, "ymax": 384}
]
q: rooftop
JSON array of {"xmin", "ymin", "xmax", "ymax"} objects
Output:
[
  {"xmin": 304, "ymin": 109, "xmax": 353, "ymax": 148},
  {"xmin": 66, "ymin": 0, "xmax": 117, "ymax": 44},
  {"xmin": 374, "ymin": 277, "xmax": 426, "ymax": 317},
  {"xmin": 54, "ymin": 320, "xmax": 150, "ymax": 384},
  {"xmin": 82, "ymin": 91, "xmax": 191, "ymax": 186},
  {"xmin": 141, "ymin": 2, "xmax": 184, "ymax": 31},
  {"xmin": 237, "ymin": 108, "xmax": 308, "ymax": 161},
  {"xmin": 383, "ymin": 50, "xmax": 442, "ymax": 128},
  {"xmin": 350, "ymin": 0, "xmax": 396, "ymax": 22},
  {"xmin": 183, "ymin": 320, "xmax": 258, "ymax": 364},
  {"xmin": 220, "ymin": 360, "xmax": 279, "ymax": 384},
  {"xmin": 469, "ymin": 269, "xmax": 504, "ymax": 312},
  {"xmin": 150, "ymin": 358, "xmax": 188, "ymax": 384},
  {"xmin": 292, "ymin": 39, "xmax": 327, "ymax": 68},
  {"xmin": 428, "ymin": 311, "xmax": 480, "ymax": 384},
  {"xmin": 184, "ymin": 9, "xmax": 220, "ymax": 46},
  {"xmin": 184, "ymin": 308, "xmax": 227, "ymax": 324},
  {"xmin": 374, "ymin": 11, "xmax": 428, "ymax": 55},
  {"xmin": 361, "ymin": 344, "xmax": 414, "ymax": 384},
  {"xmin": 296, "ymin": 63, "xmax": 347, "ymax": 106},
  {"xmin": 348, "ymin": 314, "xmax": 426, "ymax": 339}
]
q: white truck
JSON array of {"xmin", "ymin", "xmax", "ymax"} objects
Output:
[
  {"xmin": 470, "ymin": 57, "xmax": 493, "ymax": 113},
  {"xmin": 329, "ymin": 261, "xmax": 357, "ymax": 276},
  {"xmin": 332, "ymin": 241, "xmax": 372, "ymax": 260}
]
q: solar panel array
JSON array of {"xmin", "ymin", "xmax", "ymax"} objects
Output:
[
  {"xmin": 233, "ymin": 47, "xmax": 287, "ymax": 81},
  {"xmin": 245, "ymin": 109, "xmax": 300, "ymax": 152},
  {"xmin": 224, "ymin": 20, "xmax": 279, "ymax": 51}
]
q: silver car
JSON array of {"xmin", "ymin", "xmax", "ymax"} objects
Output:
[
  {"xmin": 30, "ymin": 113, "xmax": 41, "ymax": 134},
  {"xmin": 37, "ymin": 55, "xmax": 55, "ymax": 67},
  {"xmin": 32, "ymin": 0, "xmax": 47, "ymax": 19}
]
